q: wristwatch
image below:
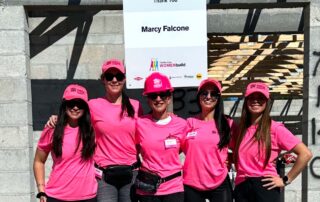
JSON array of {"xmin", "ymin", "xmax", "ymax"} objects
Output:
[{"xmin": 282, "ymin": 176, "xmax": 291, "ymax": 186}]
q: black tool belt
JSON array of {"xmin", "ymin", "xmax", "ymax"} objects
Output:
[
  {"xmin": 95, "ymin": 161, "xmax": 140, "ymax": 187},
  {"xmin": 134, "ymin": 170, "xmax": 181, "ymax": 193}
]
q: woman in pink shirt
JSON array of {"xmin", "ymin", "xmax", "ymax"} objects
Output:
[
  {"xmin": 232, "ymin": 82, "xmax": 312, "ymax": 202},
  {"xmin": 34, "ymin": 84, "xmax": 97, "ymax": 202},
  {"xmin": 182, "ymin": 78, "xmax": 235, "ymax": 202},
  {"xmin": 47, "ymin": 59, "xmax": 143, "ymax": 202},
  {"xmin": 135, "ymin": 72, "xmax": 187, "ymax": 202},
  {"xmin": 91, "ymin": 59, "xmax": 142, "ymax": 202}
]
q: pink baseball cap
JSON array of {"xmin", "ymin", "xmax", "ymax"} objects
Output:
[
  {"xmin": 63, "ymin": 84, "xmax": 88, "ymax": 103},
  {"xmin": 198, "ymin": 78, "xmax": 222, "ymax": 93},
  {"xmin": 245, "ymin": 82, "xmax": 270, "ymax": 99},
  {"xmin": 143, "ymin": 72, "xmax": 174, "ymax": 95},
  {"xmin": 101, "ymin": 59, "xmax": 125, "ymax": 74}
]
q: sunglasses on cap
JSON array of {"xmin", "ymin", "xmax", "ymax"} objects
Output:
[
  {"xmin": 147, "ymin": 91, "xmax": 171, "ymax": 100},
  {"xmin": 199, "ymin": 90, "xmax": 220, "ymax": 100},
  {"xmin": 66, "ymin": 99, "xmax": 87, "ymax": 110},
  {"xmin": 104, "ymin": 73, "xmax": 125, "ymax": 81}
]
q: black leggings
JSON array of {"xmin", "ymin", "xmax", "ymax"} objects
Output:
[
  {"xmin": 46, "ymin": 196, "xmax": 97, "ymax": 202},
  {"xmin": 184, "ymin": 176, "xmax": 233, "ymax": 202},
  {"xmin": 138, "ymin": 192, "xmax": 184, "ymax": 202},
  {"xmin": 234, "ymin": 177, "xmax": 280, "ymax": 202}
]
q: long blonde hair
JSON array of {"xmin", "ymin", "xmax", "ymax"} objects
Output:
[{"xmin": 234, "ymin": 98, "xmax": 272, "ymax": 168}]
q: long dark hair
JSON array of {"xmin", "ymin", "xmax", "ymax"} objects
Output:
[
  {"xmin": 52, "ymin": 99, "xmax": 96, "ymax": 160},
  {"xmin": 234, "ymin": 98, "xmax": 272, "ymax": 168},
  {"xmin": 121, "ymin": 91, "xmax": 135, "ymax": 118},
  {"xmin": 197, "ymin": 92, "xmax": 231, "ymax": 150}
]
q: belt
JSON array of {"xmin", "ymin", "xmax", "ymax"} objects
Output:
[{"xmin": 159, "ymin": 171, "xmax": 182, "ymax": 184}]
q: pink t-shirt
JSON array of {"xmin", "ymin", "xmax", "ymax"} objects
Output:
[
  {"xmin": 89, "ymin": 98, "xmax": 142, "ymax": 167},
  {"xmin": 182, "ymin": 116, "xmax": 237, "ymax": 190},
  {"xmin": 235, "ymin": 120, "xmax": 301, "ymax": 185},
  {"xmin": 37, "ymin": 126, "xmax": 97, "ymax": 201},
  {"xmin": 135, "ymin": 114, "xmax": 187, "ymax": 195}
]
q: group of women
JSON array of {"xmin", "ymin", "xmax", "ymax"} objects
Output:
[{"xmin": 33, "ymin": 59, "xmax": 313, "ymax": 202}]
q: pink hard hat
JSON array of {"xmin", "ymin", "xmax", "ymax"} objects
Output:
[
  {"xmin": 198, "ymin": 78, "xmax": 222, "ymax": 93},
  {"xmin": 101, "ymin": 59, "xmax": 125, "ymax": 74},
  {"xmin": 245, "ymin": 82, "xmax": 269, "ymax": 99},
  {"xmin": 63, "ymin": 84, "xmax": 88, "ymax": 103},
  {"xmin": 143, "ymin": 72, "xmax": 174, "ymax": 95}
]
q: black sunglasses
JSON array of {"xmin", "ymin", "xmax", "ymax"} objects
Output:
[
  {"xmin": 147, "ymin": 91, "xmax": 171, "ymax": 100},
  {"xmin": 199, "ymin": 90, "xmax": 220, "ymax": 99},
  {"xmin": 66, "ymin": 100, "xmax": 87, "ymax": 110},
  {"xmin": 104, "ymin": 73, "xmax": 125, "ymax": 81}
]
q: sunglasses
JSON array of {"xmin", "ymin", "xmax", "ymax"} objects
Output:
[
  {"xmin": 104, "ymin": 73, "xmax": 125, "ymax": 81},
  {"xmin": 199, "ymin": 90, "xmax": 220, "ymax": 99},
  {"xmin": 66, "ymin": 100, "xmax": 87, "ymax": 110},
  {"xmin": 247, "ymin": 94, "xmax": 267, "ymax": 102},
  {"xmin": 147, "ymin": 91, "xmax": 171, "ymax": 100}
]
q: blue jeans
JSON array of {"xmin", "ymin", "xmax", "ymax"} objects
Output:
[{"xmin": 97, "ymin": 170, "xmax": 138, "ymax": 202}]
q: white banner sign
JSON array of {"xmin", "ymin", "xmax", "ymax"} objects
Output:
[{"xmin": 123, "ymin": 0, "xmax": 207, "ymax": 89}]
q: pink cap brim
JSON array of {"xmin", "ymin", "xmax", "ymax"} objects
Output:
[
  {"xmin": 245, "ymin": 90, "xmax": 269, "ymax": 99},
  {"xmin": 198, "ymin": 79, "xmax": 222, "ymax": 93}
]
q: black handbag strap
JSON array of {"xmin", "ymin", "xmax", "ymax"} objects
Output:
[
  {"xmin": 132, "ymin": 161, "xmax": 141, "ymax": 169},
  {"xmin": 159, "ymin": 171, "xmax": 182, "ymax": 184},
  {"xmin": 94, "ymin": 163, "xmax": 104, "ymax": 171},
  {"xmin": 95, "ymin": 162, "xmax": 140, "ymax": 171}
]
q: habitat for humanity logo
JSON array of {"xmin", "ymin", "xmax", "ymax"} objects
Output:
[
  {"xmin": 150, "ymin": 58, "xmax": 159, "ymax": 71},
  {"xmin": 149, "ymin": 58, "xmax": 186, "ymax": 71}
]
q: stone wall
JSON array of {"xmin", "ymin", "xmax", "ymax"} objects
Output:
[{"xmin": 0, "ymin": 6, "xmax": 34, "ymax": 202}]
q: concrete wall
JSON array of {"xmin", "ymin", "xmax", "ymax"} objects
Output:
[
  {"xmin": 305, "ymin": 1, "xmax": 320, "ymax": 201},
  {"xmin": 1, "ymin": 1, "xmax": 320, "ymax": 202},
  {"xmin": 0, "ymin": 6, "xmax": 34, "ymax": 202}
]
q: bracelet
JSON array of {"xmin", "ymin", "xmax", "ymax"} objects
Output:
[{"xmin": 36, "ymin": 192, "xmax": 47, "ymax": 199}]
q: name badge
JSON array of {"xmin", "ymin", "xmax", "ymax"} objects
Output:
[
  {"xmin": 95, "ymin": 167, "xmax": 103, "ymax": 180},
  {"xmin": 186, "ymin": 131, "xmax": 197, "ymax": 139},
  {"xmin": 164, "ymin": 138, "xmax": 177, "ymax": 149}
]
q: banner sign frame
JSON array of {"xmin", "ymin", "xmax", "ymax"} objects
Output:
[{"xmin": 123, "ymin": 0, "xmax": 207, "ymax": 89}]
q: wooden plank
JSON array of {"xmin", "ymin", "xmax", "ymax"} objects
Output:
[
  {"xmin": 206, "ymin": 34, "xmax": 304, "ymax": 98},
  {"xmin": 210, "ymin": 60, "xmax": 303, "ymax": 66},
  {"xmin": 209, "ymin": 42, "xmax": 303, "ymax": 50},
  {"xmin": 208, "ymin": 73, "xmax": 303, "ymax": 78},
  {"xmin": 208, "ymin": 34, "xmax": 304, "ymax": 43},
  {"xmin": 210, "ymin": 78, "xmax": 303, "ymax": 84},
  {"xmin": 208, "ymin": 55, "xmax": 304, "ymax": 61},
  {"xmin": 209, "ymin": 64, "xmax": 303, "ymax": 69},
  {"xmin": 208, "ymin": 72, "xmax": 302, "ymax": 77},
  {"xmin": 208, "ymin": 48, "xmax": 303, "ymax": 56}
]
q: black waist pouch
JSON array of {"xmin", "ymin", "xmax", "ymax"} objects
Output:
[
  {"xmin": 134, "ymin": 170, "xmax": 161, "ymax": 193},
  {"xmin": 104, "ymin": 165, "xmax": 133, "ymax": 187}
]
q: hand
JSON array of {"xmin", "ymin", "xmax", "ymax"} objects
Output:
[
  {"xmin": 261, "ymin": 175, "xmax": 285, "ymax": 190},
  {"xmin": 45, "ymin": 115, "xmax": 58, "ymax": 128},
  {"xmin": 40, "ymin": 196, "xmax": 47, "ymax": 202}
]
